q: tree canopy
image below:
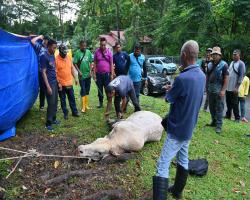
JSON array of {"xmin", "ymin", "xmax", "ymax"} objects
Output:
[{"xmin": 1, "ymin": 0, "xmax": 250, "ymax": 63}]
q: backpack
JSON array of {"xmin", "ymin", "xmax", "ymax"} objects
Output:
[{"xmin": 188, "ymin": 159, "xmax": 208, "ymax": 177}]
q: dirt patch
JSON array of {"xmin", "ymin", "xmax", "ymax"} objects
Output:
[{"xmin": 0, "ymin": 132, "xmax": 138, "ymax": 200}]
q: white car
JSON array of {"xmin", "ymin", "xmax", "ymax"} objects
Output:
[{"xmin": 147, "ymin": 57, "xmax": 177, "ymax": 75}]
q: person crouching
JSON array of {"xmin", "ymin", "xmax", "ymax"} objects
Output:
[{"xmin": 105, "ymin": 75, "xmax": 141, "ymax": 120}]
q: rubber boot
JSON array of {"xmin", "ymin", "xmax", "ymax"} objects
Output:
[
  {"xmin": 85, "ymin": 95, "xmax": 91, "ymax": 110},
  {"xmin": 153, "ymin": 176, "xmax": 168, "ymax": 200},
  {"xmin": 168, "ymin": 164, "xmax": 188, "ymax": 200},
  {"xmin": 81, "ymin": 96, "xmax": 86, "ymax": 113}
]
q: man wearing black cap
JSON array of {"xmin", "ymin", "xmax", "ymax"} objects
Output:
[
  {"xmin": 126, "ymin": 43, "xmax": 148, "ymax": 102},
  {"xmin": 225, "ymin": 49, "xmax": 245, "ymax": 122},
  {"xmin": 55, "ymin": 44, "xmax": 79, "ymax": 120},
  {"xmin": 105, "ymin": 75, "xmax": 141, "ymax": 120}
]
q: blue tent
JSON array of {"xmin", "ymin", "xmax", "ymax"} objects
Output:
[{"xmin": 0, "ymin": 29, "xmax": 39, "ymax": 141}]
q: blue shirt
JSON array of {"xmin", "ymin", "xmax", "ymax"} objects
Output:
[
  {"xmin": 108, "ymin": 75, "xmax": 133, "ymax": 97},
  {"xmin": 128, "ymin": 53, "xmax": 145, "ymax": 82},
  {"xmin": 166, "ymin": 65, "xmax": 205, "ymax": 141},
  {"xmin": 113, "ymin": 51, "xmax": 129, "ymax": 76},
  {"xmin": 34, "ymin": 41, "xmax": 47, "ymax": 71},
  {"xmin": 40, "ymin": 51, "xmax": 57, "ymax": 85}
]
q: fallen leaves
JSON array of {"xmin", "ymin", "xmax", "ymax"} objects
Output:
[
  {"xmin": 54, "ymin": 160, "xmax": 60, "ymax": 169},
  {"xmin": 44, "ymin": 188, "xmax": 51, "ymax": 194},
  {"xmin": 239, "ymin": 180, "xmax": 246, "ymax": 187}
]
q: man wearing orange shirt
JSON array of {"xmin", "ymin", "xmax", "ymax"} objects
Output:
[{"xmin": 56, "ymin": 44, "xmax": 79, "ymax": 119}]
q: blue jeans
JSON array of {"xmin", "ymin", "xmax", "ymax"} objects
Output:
[
  {"xmin": 58, "ymin": 86, "xmax": 78, "ymax": 116},
  {"xmin": 156, "ymin": 134, "xmax": 190, "ymax": 178},
  {"xmin": 239, "ymin": 97, "xmax": 246, "ymax": 118},
  {"xmin": 133, "ymin": 81, "xmax": 141, "ymax": 102},
  {"xmin": 79, "ymin": 77, "xmax": 91, "ymax": 97},
  {"xmin": 96, "ymin": 73, "xmax": 111, "ymax": 103}
]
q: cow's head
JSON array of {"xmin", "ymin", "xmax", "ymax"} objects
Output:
[{"xmin": 78, "ymin": 138, "xmax": 111, "ymax": 161}]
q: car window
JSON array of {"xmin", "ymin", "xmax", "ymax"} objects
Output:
[
  {"xmin": 149, "ymin": 59, "xmax": 154, "ymax": 64},
  {"xmin": 155, "ymin": 60, "xmax": 161, "ymax": 64},
  {"xmin": 161, "ymin": 58, "xmax": 171, "ymax": 63},
  {"xmin": 147, "ymin": 65, "xmax": 158, "ymax": 74}
]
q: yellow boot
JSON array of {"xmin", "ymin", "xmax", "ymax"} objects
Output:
[
  {"xmin": 85, "ymin": 95, "xmax": 91, "ymax": 110},
  {"xmin": 81, "ymin": 96, "xmax": 86, "ymax": 113}
]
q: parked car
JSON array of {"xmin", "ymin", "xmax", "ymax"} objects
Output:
[
  {"xmin": 141, "ymin": 63, "xmax": 171, "ymax": 96},
  {"xmin": 147, "ymin": 56, "xmax": 177, "ymax": 75}
]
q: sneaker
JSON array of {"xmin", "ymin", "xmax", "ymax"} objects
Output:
[
  {"xmin": 39, "ymin": 106, "xmax": 44, "ymax": 111},
  {"xmin": 224, "ymin": 115, "xmax": 231, "ymax": 119},
  {"xmin": 72, "ymin": 113, "xmax": 80, "ymax": 117},
  {"xmin": 45, "ymin": 125, "xmax": 54, "ymax": 132},
  {"xmin": 215, "ymin": 127, "xmax": 221, "ymax": 134},
  {"xmin": 97, "ymin": 103, "xmax": 103, "ymax": 108},
  {"xmin": 52, "ymin": 120, "xmax": 60, "ymax": 125},
  {"xmin": 235, "ymin": 119, "xmax": 240, "ymax": 123},
  {"xmin": 241, "ymin": 117, "xmax": 248, "ymax": 123}
]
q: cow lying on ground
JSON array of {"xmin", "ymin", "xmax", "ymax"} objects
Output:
[{"xmin": 78, "ymin": 111, "xmax": 163, "ymax": 161}]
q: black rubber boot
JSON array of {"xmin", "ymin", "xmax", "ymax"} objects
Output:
[
  {"xmin": 168, "ymin": 164, "xmax": 188, "ymax": 200},
  {"xmin": 153, "ymin": 176, "xmax": 168, "ymax": 200}
]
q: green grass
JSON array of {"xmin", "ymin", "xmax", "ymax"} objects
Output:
[{"xmin": 3, "ymin": 83, "xmax": 250, "ymax": 199}]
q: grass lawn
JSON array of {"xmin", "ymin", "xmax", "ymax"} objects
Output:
[{"xmin": 0, "ymin": 83, "xmax": 250, "ymax": 200}]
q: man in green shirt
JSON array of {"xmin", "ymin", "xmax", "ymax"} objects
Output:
[{"xmin": 73, "ymin": 40, "xmax": 93, "ymax": 113}]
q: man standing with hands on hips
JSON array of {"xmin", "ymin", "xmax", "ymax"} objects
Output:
[{"xmin": 153, "ymin": 40, "xmax": 205, "ymax": 200}]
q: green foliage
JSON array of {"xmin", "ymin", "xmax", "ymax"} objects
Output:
[{"xmin": 1, "ymin": 0, "xmax": 250, "ymax": 60}]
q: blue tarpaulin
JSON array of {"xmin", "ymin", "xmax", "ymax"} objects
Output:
[{"xmin": 0, "ymin": 29, "xmax": 39, "ymax": 141}]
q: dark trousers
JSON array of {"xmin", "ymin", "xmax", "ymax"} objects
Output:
[
  {"xmin": 79, "ymin": 77, "xmax": 91, "ymax": 97},
  {"xmin": 208, "ymin": 92, "xmax": 224, "ymax": 128},
  {"xmin": 45, "ymin": 83, "xmax": 58, "ymax": 126},
  {"xmin": 226, "ymin": 91, "xmax": 240, "ymax": 120},
  {"xmin": 203, "ymin": 93, "xmax": 209, "ymax": 110},
  {"xmin": 133, "ymin": 81, "xmax": 141, "ymax": 102},
  {"xmin": 39, "ymin": 71, "xmax": 46, "ymax": 108},
  {"xmin": 114, "ymin": 89, "xmax": 141, "ymax": 114},
  {"xmin": 96, "ymin": 73, "xmax": 111, "ymax": 103},
  {"xmin": 238, "ymin": 97, "xmax": 246, "ymax": 118},
  {"xmin": 58, "ymin": 86, "xmax": 78, "ymax": 116}
]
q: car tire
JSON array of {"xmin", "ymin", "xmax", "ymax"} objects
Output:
[
  {"xmin": 162, "ymin": 69, "xmax": 168, "ymax": 76},
  {"xmin": 142, "ymin": 85, "xmax": 150, "ymax": 96}
]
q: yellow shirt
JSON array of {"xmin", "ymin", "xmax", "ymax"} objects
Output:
[{"xmin": 238, "ymin": 76, "xmax": 249, "ymax": 97}]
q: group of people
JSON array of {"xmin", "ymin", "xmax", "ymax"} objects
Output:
[
  {"xmin": 31, "ymin": 36, "xmax": 147, "ymax": 131},
  {"xmin": 30, "ymin": 34, "xmax": 248, "ymax": 200},
  {"xmin": 153, "ymin": 42, "xmax": 249, "ymax": 200},
  {"xmin": 201, "ymin": 47, "xmax": 249, "ymax": 133}
]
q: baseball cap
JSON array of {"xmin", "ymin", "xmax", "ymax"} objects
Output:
[{"xmin": 233, "ymin": 49, "xmax": 241, "ymax": 55}]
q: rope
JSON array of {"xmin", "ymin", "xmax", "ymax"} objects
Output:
[{"xmin": 0, "ymin": 146, "xmax": 89, "ymax": 179}]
